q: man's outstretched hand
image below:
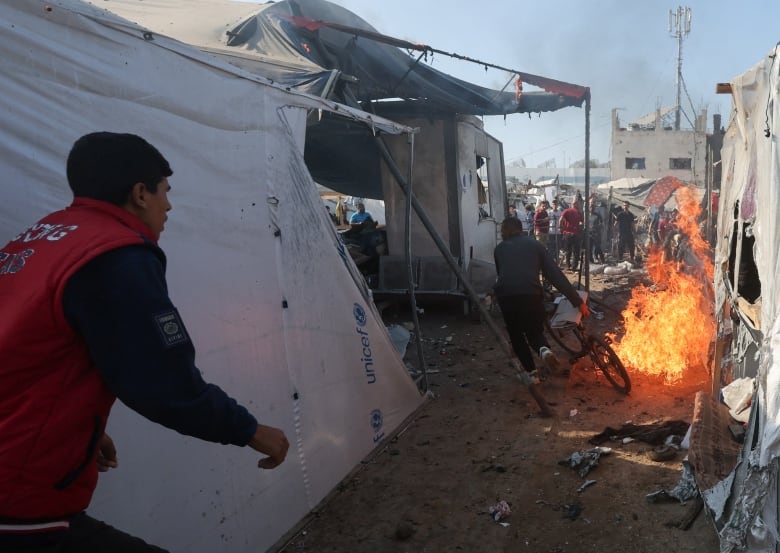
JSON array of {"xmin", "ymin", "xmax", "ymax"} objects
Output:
[
  {"xmin": 97, "ymin": 433, "xmax": 118, "ymax": 472},
  {"xmin": 249, "ymin": 424, "xmax": 289, "ymax": 469},
  {"xmin": 579, "ymin": 302, "xmax": 591, "ymax": 319}
]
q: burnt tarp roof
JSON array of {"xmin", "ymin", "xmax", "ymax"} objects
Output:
[
  {"xmin": 223, "ymin": 0, "xmax": 588, "ymax": 198},
  {"xmin": 231, "ymin": 0, "xmax": 587, "ymax": 115},
  {"xmin": 101, "ymin": 0, "xmax": 587, "ymax": 198},
  {"xmin": 157, "ymin": 0, "xmax": 588, "ymax": 199}
]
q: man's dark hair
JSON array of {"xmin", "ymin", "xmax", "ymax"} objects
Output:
[
  {"xmin": 66, "ymin": 132, "xmax": 173, "ymax": 206},
  {"xmin": 501, "ymin": 216, "xmax": 524, "ymax": 240}
]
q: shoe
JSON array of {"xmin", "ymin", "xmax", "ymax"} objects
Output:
[{"xmin": 540, "ymin": 347, "xmax": 561, "ymax": 374}]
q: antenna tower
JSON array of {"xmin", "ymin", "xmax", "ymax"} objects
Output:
[{"xmin": 668, "ymin": 6, "xmax": 691, "ymax": 130}]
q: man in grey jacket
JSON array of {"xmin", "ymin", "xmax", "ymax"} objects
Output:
[{"xmin": 493, "ymin": 217, "xmax": 590, "ymax": 382}]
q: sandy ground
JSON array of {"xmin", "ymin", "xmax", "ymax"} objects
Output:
[{"xmin": 278, "ymin": 269, "xmax": 721, "ymax": 553}]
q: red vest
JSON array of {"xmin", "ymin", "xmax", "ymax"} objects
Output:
[{"xmin": 0, "ymin": 198, "xmax": 156, "ymax": 520}]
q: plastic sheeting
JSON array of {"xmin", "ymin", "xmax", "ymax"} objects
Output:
[
  {"xmin": 714, "ymin": 44, "xmax": 780, "ymax": 552},
  {"xmin": 0, "ymin": 2, "xmax": 424, "ymax": 552},
  {"xmin": 102, "ymin": 0, "xmax": 587, "ymax": 199}
]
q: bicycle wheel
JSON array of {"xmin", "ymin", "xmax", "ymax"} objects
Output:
[
  {"xmin": 588, "ymin": 335, "xmax": 631, "ymax": 394},
  {"xmin": 544, "ymin": 319, "xmax": 582, "ymax": 357}
]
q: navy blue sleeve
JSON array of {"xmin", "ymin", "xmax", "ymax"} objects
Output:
[{"xmin": 63, "ymin": 245, "xmax": 257, "ymax": 446}]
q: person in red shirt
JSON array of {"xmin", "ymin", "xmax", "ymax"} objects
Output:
[
  {"xmin": 0, "ymin": 133, "xmax": 289, "ymax": 552},
  {"xmin": 559, "ymin": 200, "xmax": 584, "ymax": 271},
  {"xmin": 533, "ymin": 201, "xmax": 550, "ymax": 247}
]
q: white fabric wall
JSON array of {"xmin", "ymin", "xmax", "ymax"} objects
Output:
[
  {"xmin": 0, "ymin": 2, "xmax": 423, "ymax": 552},
  {"xmin": 715, "ymin": 45, "xmax": 780, "ymax": 552}
]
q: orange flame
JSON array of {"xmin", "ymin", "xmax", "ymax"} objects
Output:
[{"xmin": 609, "ymin": 186, "xmax": 715, "ymax": 385}]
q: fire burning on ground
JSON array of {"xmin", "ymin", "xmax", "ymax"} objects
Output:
[{"xmin": 610, "ymin": 187, "xmax": 715, "ymax": 385}]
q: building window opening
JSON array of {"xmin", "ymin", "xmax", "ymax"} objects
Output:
[
  {"xmin": 477, "ymin": 155, "xmax": 491, "ymax": 219},
  {"xmin": 670, "ymin": 157, "xmax": 692, "ymax": 170},
  {"xmin": 625, "ymin": 157, "xmax": 646, "ymax": 170}
]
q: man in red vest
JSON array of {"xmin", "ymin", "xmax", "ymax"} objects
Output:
[{"xmin": 0, "ymin": 132, "xmax": 289, "ymax": 552}]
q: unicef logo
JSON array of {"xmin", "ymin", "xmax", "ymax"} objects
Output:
[
  {"xmin": 370, "ymin": 409, "xmax": 383, "ymax": 433},
  {"xmin": 353, "ymin": 303, "xmax": 367, "ymax": 327}
]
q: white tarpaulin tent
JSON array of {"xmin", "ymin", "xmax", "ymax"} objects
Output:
[
  {"xmin": 0, "ymin": 2, "xmax": 425, "ymax": 552},
  {"xmin": 712, "ymin": 44, "xmax": 780, "ymax": 552}
]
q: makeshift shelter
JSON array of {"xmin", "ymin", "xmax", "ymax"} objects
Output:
[
  {"xmin": 597, "ymin": 176, "xmax": 703, "ymax": 212},
  {"xmin": 705, "ymin": 44, "xmax": 780, "ymax": 552},
  {"xmin": 102, "ymin": 0, "xmax": 590, "ymax": 297},
  {"xmin": 0, "ymin": 2, "xmax": 424, "ymax": 552}
]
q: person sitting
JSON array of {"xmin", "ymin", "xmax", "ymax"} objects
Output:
[{"xmin": 349, "ymin": 202, "xmax": 373, "ymax": 226}]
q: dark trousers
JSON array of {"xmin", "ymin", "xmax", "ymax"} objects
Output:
[
  {"xmin": 0, "ymin": 513, "xmax": 169, "ymax": 553},
  {"xmin": 590, "ymin": 232, "xmax": 605, "ymax": 263},
  {"xmin": 547, "ymin": 234, "xmax": 561, "ymax": 264},
  {"xmin": 497, "ymin": 294, "xmax": 550, "ymax": 373},
  {"xmin": 563, "ymin": 234, "xmax": 581, "ymax": 269},
  {"xmin": 618, "ymin": 232, "xmax": 635, "ymax": 260}
]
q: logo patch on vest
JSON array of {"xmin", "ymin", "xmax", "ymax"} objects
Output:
[{"xmin": 154, "ymin": 310, "xmax": 189, "ymax": 347}]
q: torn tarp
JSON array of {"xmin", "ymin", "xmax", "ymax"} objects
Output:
[
  {"xmin": 646, "ymin": 460, "xmax": 699, "ymax": 504},
  {"xmin": 559, "ymin": 447, "xmax": 612, "ymax": 478}
]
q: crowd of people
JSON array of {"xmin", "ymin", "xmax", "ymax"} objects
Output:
[
  {"xmin": 504, "ymin": 192, "xmax": 707, "ymax": 279},
  {"xmin": 506, "ymin": 193, "xmax": 640, "ymax": 272}
]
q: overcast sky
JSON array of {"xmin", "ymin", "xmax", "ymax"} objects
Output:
[{"xmin": 280, "ymin": 0, "xmax": 779, "ymax": 168}]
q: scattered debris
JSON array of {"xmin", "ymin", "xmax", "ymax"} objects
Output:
[
  {"xmin": 481, "ymin": 464, "xmax": 507, "ymax": 473},
  {"xmin": 488, "ymin": 500, "xmax": 511, "ymax": 522},
  {"xmin": 534, "ymin": 499, "xmax": 584, "ymax": 521},
  {"xmin": 589, "ymin": 420, "xmax": 690, "ymax": 446},
  {"xmin": 559, "ymin": 447, "xmax": 612, "ymax": 478},
  {"xmin": 563, "ymin": 503, "xmax": 583, "ymax": 520},
  {"xmin": 721, "ymin": 377, "xmax": 754, "ymax": 423},
  {"xmin": 665, "ymin": 496, "xmax": 704, "ymax": 530},
  {"xmin": 646, "ymin": 460, "xmax": 699, "ymax": 504},
  {"xmin": 647, "ymin": 444, "xmax": 677, "ymax": 462},
  {"xmin": 578, "ymin": 479, "xmax": 597, "ymax": 493}
]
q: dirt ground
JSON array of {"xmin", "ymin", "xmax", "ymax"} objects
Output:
[{"xmin": 279, "ymin": 269, "xmax": 721, "ymax": 553}]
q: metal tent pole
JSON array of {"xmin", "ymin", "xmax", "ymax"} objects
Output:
[
  {"xmin": 584, "ymin": 90, "xmax": 592, "ymax": 293},
  {"xmin": 403, "ymin": 132, "xmax": 428, "ymax": 392},
  {"xmin": 372, "ymin": 133, "xmax": 552, "ymax": 416}
]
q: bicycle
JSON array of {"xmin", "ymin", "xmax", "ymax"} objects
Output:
[{"xmin": 543, "ymin": 290, "xmax": 631, "ymax": 394}]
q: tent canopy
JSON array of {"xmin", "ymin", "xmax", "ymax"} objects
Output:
[{"xmin": 103, "ymin": 0, "xmax": 589, "ymax": 199}]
